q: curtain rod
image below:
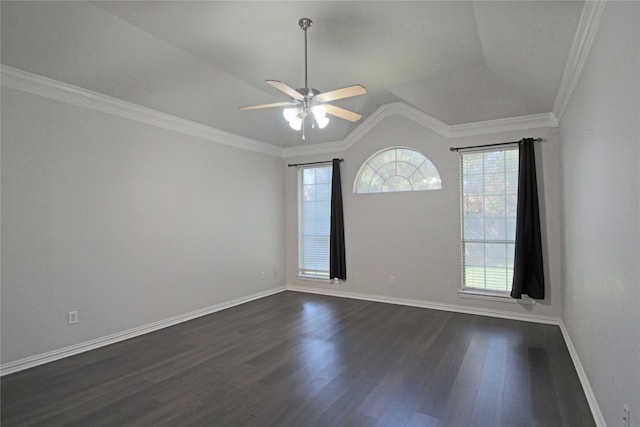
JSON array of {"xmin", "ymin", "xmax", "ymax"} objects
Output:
[
  {"xmin": 287, "ymin": 159, "xmax": 344, "ymax": 167},
  {"xmin": 449, "ymin": 138, "xmax": 545, "ymax": 152}
]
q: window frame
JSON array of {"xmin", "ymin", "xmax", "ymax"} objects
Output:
[
  {"xmin": 297, "ymin": 164, "xmax": 332, "ymax": 279},
  {"xmin": 459, "ymin": 145, "xmax": 519, "ymax": 296}
]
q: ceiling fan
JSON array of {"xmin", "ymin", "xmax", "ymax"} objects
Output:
[{"xmin": 240, "ymin": 18, "xmax": 366, "ymax": 140}]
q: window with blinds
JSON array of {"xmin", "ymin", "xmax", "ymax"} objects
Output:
[
  {"xmin": 461, "ymin": 147, "xmax": 519, "ymax": 292},
  {"xmin": 298, "ymin": 165, "xmax": 332, "ymax": 278}
]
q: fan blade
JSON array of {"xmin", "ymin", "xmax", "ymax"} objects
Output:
[
  {"xmin": 316, "ymin": 84, "xmax": 366, "ymax": 102},
  {"xmin": 266, "ymin": 80, "xmax": 304, "ymax": 100},
  {"xmin": 240, "ymin": 101, "xmax": 295, "ymax": 110},
  {"xmin": 325, "ymin": 104, "xmax": 362, "ymax": 122}
]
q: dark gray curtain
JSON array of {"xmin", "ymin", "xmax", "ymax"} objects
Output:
[
  {"xmin": 330, "ymin": 158, "xmax": 346, "ymax": 280},
  {"xmin": 511, "ymin": 138, "xmax": 545, "ymax": 299}
]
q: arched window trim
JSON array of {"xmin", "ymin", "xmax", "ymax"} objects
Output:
[{"xmin": 353, "ymin": 146, "xmax": 442, "ymax": 194}]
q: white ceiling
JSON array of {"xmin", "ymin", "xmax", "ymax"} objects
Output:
[{"xmin": 1, "ymin": 1, "xmax": 584, "ymax": 147}]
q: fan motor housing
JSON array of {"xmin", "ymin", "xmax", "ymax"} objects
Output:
[{"xmin": 297, "ymin": 88, "xmax": 319, "ymax": 98}]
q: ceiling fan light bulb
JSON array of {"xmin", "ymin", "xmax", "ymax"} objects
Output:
[
  {"xmin": 283, "ymin": 107, "xmax": 299, "ymax": 122},
  {"xmin": 316, "ymin": 115, "xmax": 329, "ymax": 129},
  {"xmin": 312, "ymin": 104, "xmax": 327, "ymax": 118},
  {"xmin": 289, "ymin": 117, "xmax": 303, "ymax": 131}
]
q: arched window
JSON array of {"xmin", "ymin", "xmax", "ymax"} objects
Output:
[{"xmin": 354, "ymin": 147, "xmax": 442, "ymax": 193}]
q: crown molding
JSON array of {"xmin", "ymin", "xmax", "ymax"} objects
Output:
[
  {"xmin": 553, "ymin": 1, "xmax": 609, "ymax": 121},
  {"xmin": 283, "ymin": 102, "xmax": 558, "ymax": 158},
  {"xmin": 1, "ymin": 65, "xmax": 284, "ymax": 157},
  {"xmin": 2, "ymin": 65, "xmax": 560, "ymax": 160},
  {"xmin": 449, "ymin": 112, "xmax": 559, "ymax": 138},
  {"xmin": 281, "ymin": 139, "xmax": 347, "ymax": 158}
]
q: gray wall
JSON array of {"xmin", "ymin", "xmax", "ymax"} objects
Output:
[
  {"xmin": 1, "ymin": 87, "xmax": 285, "ymax": 364},
  {"xmin": 285, "ymin": 114, "xmax": 563, "ymax": 320},
  {"xmin": 559, "ymin": 2, "xmax": 640, "ymax": 425}
]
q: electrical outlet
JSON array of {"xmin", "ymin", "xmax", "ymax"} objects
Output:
[
  {"xmin": 68, "ymin": 311, "xmax": 79, "ymax": 325},
  {"xmin": 389, "ymin": 275, "xmax": 396, "ymax": 285},
  {"xmin": 623, "ymin": 404, "xmax": 630, "ymax": 427},
  {"xmin": 259, "ymin": 272, "xmax": 265, "ymax": 280}
]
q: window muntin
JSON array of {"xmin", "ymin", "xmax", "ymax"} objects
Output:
[
  {"xmin": 461, "ymin": 148, "xmax": 518, "ymax": 292},
  {"xmin": 298, "ymin": 165, "xmax": 332, "ymax": 278},
  {"xmin": 354, "ymin": 147, "xmax": 442, "ymax": 193}
]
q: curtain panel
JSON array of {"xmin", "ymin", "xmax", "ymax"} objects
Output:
[
  {"xmin": 511, "ymin": 138, "xmax": 545, "ymax": 299},
  {"xmin": 330, "ymin": 158, "xmax": 347, "ymax": 280}
]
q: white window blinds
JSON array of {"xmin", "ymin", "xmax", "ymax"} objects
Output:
[
  {"xmin": 298, "ymin": 165, "xmax": 332, "ymax": 278},
  {"xmin": 461, "ymin": 148, "xmax": 519, "ymax": 292}
]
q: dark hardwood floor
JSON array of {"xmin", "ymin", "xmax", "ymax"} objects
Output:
[{"xmin": 1, "ymin": 291, "xmax": 594, "ymax": 426}]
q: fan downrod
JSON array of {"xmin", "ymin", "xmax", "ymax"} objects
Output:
[{"xmin": 299, "ymin": 18, "xmax": 313, "ymax": 90}]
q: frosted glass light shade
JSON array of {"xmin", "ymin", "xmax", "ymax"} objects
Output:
[
  {"xmin": 289, "ymin": 117, "xmax": 303, "ymax": 131},
  {"xmin": 283, "ymin": 107, "xmax": 299, "ymax": 122},
  {"xmin": 315, "ymin": 115, "xmax": 329, "ymax": 129},
  {"xmin": 311, "ymin": 105, "xmax": 327, "ymax": 118},
  {"xmin": 311, "ymin": 105, "xmax": 329, "ymax": 128}
]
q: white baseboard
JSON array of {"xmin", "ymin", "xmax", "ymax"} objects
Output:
[
  {"xmin": 287, "ymin": 285, "xmax": 560, "ymax": 325},
  {"xmin": 0, "ymin": 287, "xmax": 286, "ymax": 376},
  {"xmin": 559, "ymin": 321, "xmax": 606, "ymax": 427}
]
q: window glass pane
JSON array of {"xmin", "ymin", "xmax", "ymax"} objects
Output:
[
  {"xmin": 354, "ymin": 147, "xmax": 441, "ymax": 194},
  {"xmin": 418, "ymin": 162, "xmax": 442, "ymax": 189},
  {"xmin": 485, "ymin": 242, "xmax": 507, "ymax": 266},
  {"xmin": 464, "ymin": 216, "xmax": 484, "ymax": 240},
  {"xmin": 484, "ymin": 174, "xmax": 506, "ymax": 195},
  {"xmin": 505, "ymin": 150, "xmax": 519, "ymax": 170},
  {"xmin": 506, "ymin": 171, "xmax": 519, "ymax": 193},
  {"xmin": 315, "ymin": 167, "xmax": 330, "ymax": 184},
  {"xmin": 409, "ymin": 171, "xmax": 428, "ymax": 191},
  {"xmin": 396, "ymin": 161, "xmax": 417, "ymax": 179},
  {"xmin": 369, "ymin": 174, "xmax": 384, "ymax": 192},
  {"xmin": 506, "ymin": 217, "xmax": 517, "ymax": 239},
  {"xmin": 506, "ymin": 194, "xmax": 518, "ymax": 216},
  {"xmin": 382, "ymin": 176, "xmax": 411, "ymax": 192},
  {"xmin": 461, "ymin": 148, "xmax": 518, "ymax": 292},
  {"xmin": 464, "ymin": 196, "xmax": 484, "ymax": 215},
  {"xmin": 316, "ymin": 182, "xmax": 331, "ymax": 201},
  {"xmin": 464, "ymin": 155, "xmax": 483, "ymax": 175},
  {"xmin": 464, "ymin": 242, "xmax": 485, "ymax": 266},
  {"xmin": 484, "ymin": 195, "xmax": 506, "ymax": 215},
  {"xmin": 367, "ymin": 149, "xmax": 395, "ymax": 170},
  {"xmin": 484, "ymin": 151, "xmax": 504, "ymax": 175},
  {"xmin": 377, "ymin": 163, "xmax": 397, "ymax": 180},
  {"xmin": 464, "ymin": 173, "xmax": 483, "ymax": 196},
  {"xmin": 485, "ymin": 217, "xmax": 507, "ymax": 241},
  {"xmin": 298, "ymin": 166, "xmax": 332, "ymax": 278},
  {"xmin": 303, "ymin": 168, "xmax": 316, "ymax": 184},
  {"xmin": 355, "ymin": 165, "xmax": 375, "ymax": 193},
  {"xmin": 303, "ymin": 184, "xmax": 315, "ymax": 201},
  {"xmin": 396, "ymin": 148, "xmax": 423, "ymax": 166}
]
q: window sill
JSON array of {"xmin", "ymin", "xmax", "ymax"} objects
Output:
[
  {"xmin": 458, "ymin": 289, "xmax": 536, "ymax": 305},
  {"xmin": 296, "ymin": 275, "xmax": 331, "ymax": 284}
]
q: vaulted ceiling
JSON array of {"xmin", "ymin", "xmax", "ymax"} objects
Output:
[{"xmin": 1, "ymin": 1, "xmax": 584, "ymax": 147}]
